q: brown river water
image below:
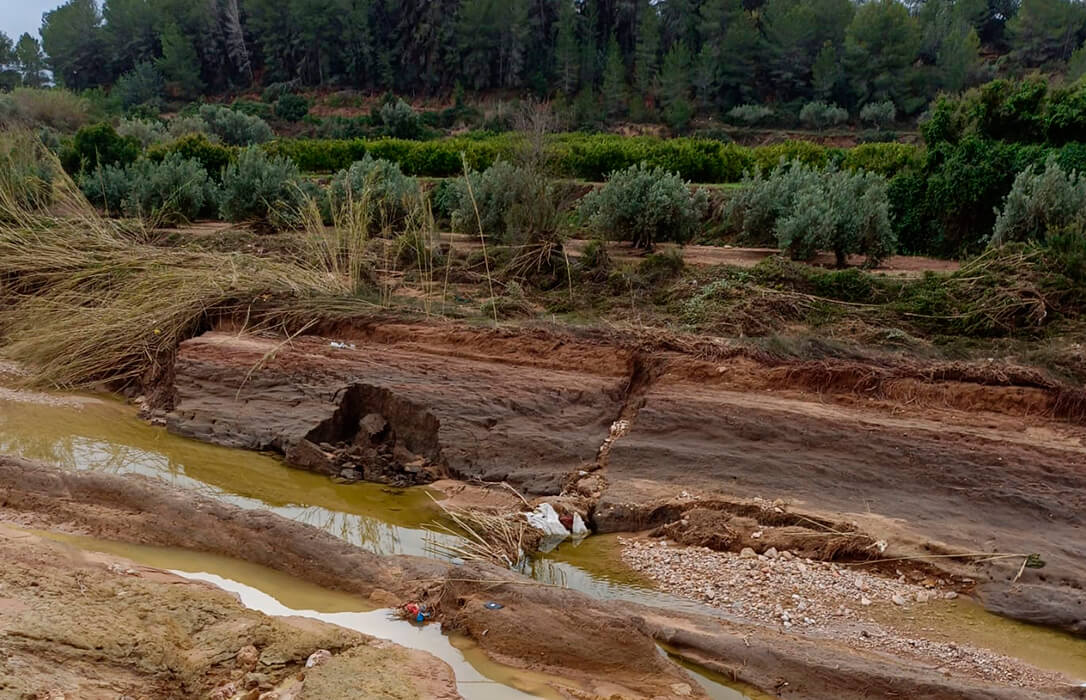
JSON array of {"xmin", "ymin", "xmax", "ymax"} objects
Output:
[{"xmin": 1, "ymin": 389, "xmax": 1084, "ymax": 696}]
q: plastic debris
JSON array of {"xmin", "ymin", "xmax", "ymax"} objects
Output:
[
  {"xmin": 571, "ymin": 513, "xmax": 589, "ymax": 537},
  {"xmin": 450, "ymin": 557, "xmax": 465, "ymax": 566},
  {"xmin": 483, "ymin": 601, "xmax": 504, "ymax": 610},
  {"xmin": 524, "ymin": 503, "xmax": 568, "ymax": 538},
  {"xmin": 329, "ymin": 341, "xmax": 356, "ymax": 350}
]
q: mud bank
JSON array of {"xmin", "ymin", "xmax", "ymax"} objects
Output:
[
  {"xmin": 1, "ymin": 457, "xmax": 1081, "ymax": 699},
  {"xmin": 160, "ymin": 324, "xmax": 1086, "ymax": 637},
  {"xmin": 0, "ymin": 523, "xmax": 457, "ymax": 700}
]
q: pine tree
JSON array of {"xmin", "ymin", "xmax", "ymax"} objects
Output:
[
  {"xmin": 555, "ymin": 0, "xmax": 580, "ymax": 95},
  {"xmin": 0, "ymin": 32, "xmax": 18, "ymax": 92},
  {"xmin": 601, "ymin": 33, "xmax": 627, "ymax": 116},
  {"xmin": 812, "ymin": 42, "xmax": 843, "ymax": 101},
  {"xmin": 156, "ymin": 23, "xmax": 205, "ymax": 98},
  {"xmin": 659, "ymin": 40, "xmax": 693, "ymax": 130},
  {"xmin": 634, "ymin": 0, "xmax": 660, "ymax": 98},
  {"xmin": 15, "ymin": 34, "xmax": 48, "ymax": 88}
]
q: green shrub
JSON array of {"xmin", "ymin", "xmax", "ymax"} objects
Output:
[
  {"xmin": 219, "ymin": 147, "xmax": 303, "ymax": 230},
  {"xmin": 992, "ymin": 156, "xmax": 1086, "ymax": 246},
  {"xmin": 377, "ymin": 98, "xmax": 424, "ymax": 140},
  {"xmin": 753, "ymin": 140, "xmax": 828, "ymax": 172},
  {"xmin": 166, "ymin": 114, "xmax": 210, "ymax": 139},
  {"xmin": 146, "ymin": 134, "xmax": 235, "ymax": 179},
  {"xmin": 859, "ymin": 100, "xmax": 896, "ymax": 129},
  {"xmin": 81, "ymin": 154, "xmax": 219, "ymax": 224},
  {"xmin": 0, "ymin": 95, "xmax": 19, "ymax": 128},
  {"xmin": 327, "ymin": 155, "xmax": 421, "ymax": 231},
  {"xmin": 274, "ymin": 93, "xmax": 310, "ymax": 122},
  {"xmin": 799, "ymin": 101, "xmax": 848, "ymax": 130},
  {"xmin": 116, "ymin": 118, "xmax": 167, "ymax": 147},
  {"xmin": 577, "ymin": 163, "xmax": 708, "ymax": 249},
  {"xmin": 262, "ymin": 81, "xmax": 298, "ymax": 104},
  {"xmin": 114, "ymin": 62, "xmax": 164, "ymax": 111},
  {"xmin": 0, "ymin": 137, "xmax": 56, "ymax": 215},
  {"xmin": 841, "ymin": 142, "xmax": 922, "ymax": 178},
  {"xmin": 448, "ymin": 160, "xmax": 561, "ymax": 245},
  {"xmin": 198, "ymin": 104, "xmax": 273, "ymax": 146},
  {"xmin": 727, "ymin": 104, "xmax": 774, "ymax": 126},
  {"xmin": 728, "ymin": 161, "xmax": 895, "ymax": 266},
  {"xmin": 60, "ymin": 123, "xmax": 140, "ymax": 174}
]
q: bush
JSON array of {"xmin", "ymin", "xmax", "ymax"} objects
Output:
[
  {"xmin": 841, "ymin": 142, "xmax": 922, "ymax": 178},
  {"xmin": 992, "ymin": 156, "xmax": 1086, "ymax": 246},
  {"xmin": 753, "ymin": 140, "xmax": 828, "ymax": 172},
  {"xmin": 274, "ymin": 93, "xmax": 310, "ymax": 122},
  {"xmin": 448, "ymin": 160, "xmax": 562, "ymax": 245},
  {"xmin": 799, "ymin": 101, "xmax": 848, "ymax": 130},
  {"xmin": 198, "ymin": 105, "xmax": 273, "ymax": 146},
  {"xmin": 727, "ymin": 104, "xmax": 774, "ymax": 126},
  {"xmin": 61, "ymin": 123, "xmax": 140, "ymax": 173},
  {"xmin": 377, "ymin": 98, "xmax": 424, "ymax": 140},
  {"xmin": 114, "ymin": 62, "xmax": 165, "ymax": 111},
  {"xmin": 146, "ymin": 133, "xmax": 235, "ymax": 179},
  {"xmin": 166, "ymin": 114, "xmax": 211, "ymax": 139},
  {"xmin": 727, "ymin": 161, "xmax": 895, "ymax": 266},
  {"xmin": 327, "ymin": 155, "xmax": 421, "ymax": 231},
  {"xmin": 219, "ymin": 147, "xmax": 303, "ymax": 230},
  {"xmin": 116, "ymin": 118, "xmax": 167, "ymax": 147},
  {"xmin": 7, "ymin": 88, "xmax": 91, "ymax": 132},
  {"xmin": 0, "ymin": 136, "xmax": 57, "ymax": 215},
  {"xmin": 81, "ymin": 154, "xmax": 219, "ymax": 224},
  {"xmin": 262, "ymin": 81, "xmax": 298, "ymax": 104},
  {"xmin": 859, "ymin": 100, "xmax": 896, "ymax": 129},
  {"xmin": 577, "ymin": 163, "xmax": 708, "ymax": 249}
]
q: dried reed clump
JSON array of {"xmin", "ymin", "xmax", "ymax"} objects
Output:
[
  {"xmin": 424, "ymin": 496, "xmax": 540, "ymax": 569},
  {"xmin": 0, "ymin": 135, "xmax": 378, "ymax": 389}
]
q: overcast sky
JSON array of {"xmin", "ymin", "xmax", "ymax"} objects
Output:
[{"xmin": 1, "ymin": 1, "xmax": 62, "ymax": 41}]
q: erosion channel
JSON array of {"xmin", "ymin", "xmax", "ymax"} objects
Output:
[{"xmin": 1, "ymin": 322, "xmax": 1085, "ymax": 699}]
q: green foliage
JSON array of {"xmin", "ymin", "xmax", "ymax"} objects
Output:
[
  {"xmin": 274, "ymin": 93, "xmax": 310, "ymax": 122},
  {"xmin": 156, "ymin": 23, "xmax": 204, "ymax": 99},
  {"xmin": 448, "ymin": 160, "xmax": 562, "ymax": 245},
  {"xmin": 799, "ymin": 101, "xmax": 848, "ymax": 130},
  {"xmin": 859, "ymin": 100, "xmax": 896, "ymax": 128},
  {"xmin": 116, "ymin": 118, "xmax": 167, "ymax": 147},
  {"xmin": 146, "ymin": 134, "xmax": 235, "ymax": 178},
  {"xmin": 197, "ymin": 105, "xmax": 274, "ymax": 146},
  {"xmin": 376, "ymin": 98, "xmax": 424, "ymax": 139},
  {"xmin": 113, "ymin": 62, "xmax": 164, "ymax": 110},
  {"xmin": 81, "ymin": 154, "xmax": 219, "ymax": 224},
  {"xmin": 219, "ymin": 147, "xmax": 304, "ymax": 230},
  {"xmin": 727, "ymin": 104, "xmax": 773, "ymax": 126},
  {"xmin": 841, "ymin": 143, "xmax": 922, "ymax": 178},
  {"xmin": 327, "ymin": 155, "xmax": 421, "ymax": 230},
  {"xmin": 753, "ymin": 141, "xmax": 828, "ymax": 172},
  {"xmin": 61, "ymin": 122, "xmax": 140, "ymax": 173},
  {"xmin": 577, "ymin": 163, "xmax": 708, "ymax": 249},
  {"xmin": 992, "ymin": 156, "xmax": 1086, "ymax": 245},
  {"xmin": 727, "ymin": 161, "xmax": 896, "ymax": 266},
  {"xmin": 262, "ymin": 82, "xmax": 297, "ymax": 103}
]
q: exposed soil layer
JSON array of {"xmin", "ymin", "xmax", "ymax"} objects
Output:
[
  {"xmin": 160, "ymin": 323, "xmax": 1086, "ymax": 638},
  {"xmin": 1, "ymin": 457, "xmax": 1076, "ymax": 700},
  {"xmin": 0, "ymin": 523, "xmax": 458, "ymax": 700}
]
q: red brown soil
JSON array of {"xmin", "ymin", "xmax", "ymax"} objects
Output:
[
  {"xmin": 159, "ymin": 321, "xmax": 1086, "ymax": 640},
  {"xmin": 0, "ymin": 457, "xmax": 1069, "ymax": 700}
]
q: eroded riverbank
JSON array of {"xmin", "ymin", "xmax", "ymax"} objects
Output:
[{"xmin": 2, "ymin": 384, "xmax": 1085, "ymax": 698}]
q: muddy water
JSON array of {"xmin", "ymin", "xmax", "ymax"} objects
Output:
[
  {"xmin": 0, "ymin": 392, "xmax": 748, "ymax": 699},
  {"xmin": 3, "ymin": 392, "xmax": 1085, "ymax": 691}
]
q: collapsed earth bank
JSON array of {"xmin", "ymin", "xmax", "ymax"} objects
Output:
[{"xmin": 161, "ymin": 322, "xmax": 1086, "ymax": 638}]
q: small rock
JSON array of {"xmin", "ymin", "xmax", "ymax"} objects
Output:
[
  {"xmin": 860, "ymin": 596, "xmax": 872, "ymax": 606},
  {"xmin": 669, "ymin": 683, "xmax": 693, "ymax": 696},
  {"xmin": 915, "ymin": 590, "xmax": 932, "ymax": 603},
  {"xmin": 236, "ymin": 645, "xmax": 259, "ymax": 671},
  {"xmin": 305, "ymin": 649, "xmax": 332, "ymax": 668},
  {"xmin": 764, "ymin": 547, "xmax": 779, "ymax": 559},
  {"xmin": 944, "ymin": 591, "xmax": 959, "ymax": 600},
  {"xmin": 739, "ymin": 547, "xmax": 757, "ymax": 559},
  {"xmin": 751, "ymin": 530, "xmax": 763, "ymax": 539},
  {"xmin": 891, "ymin": 594, "xmax": 907, "ymax": 606}
]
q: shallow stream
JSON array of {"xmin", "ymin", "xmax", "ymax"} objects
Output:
[{"xmin": 2, "ymin": 390, "xmax": 1084, "ymax": 696}]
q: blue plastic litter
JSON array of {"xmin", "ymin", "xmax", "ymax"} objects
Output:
[{"xmin": 483, "ymin": 601, "xmax": 504, "ymax": 610}]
